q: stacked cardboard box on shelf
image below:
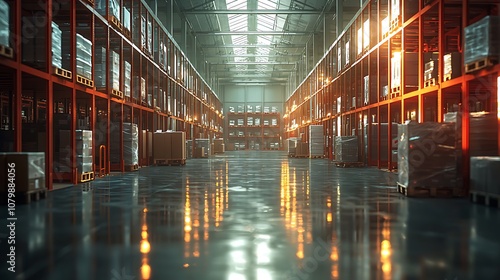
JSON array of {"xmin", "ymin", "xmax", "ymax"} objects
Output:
[
  {"xmin": 309, "ymin": 125, "xmax": 324, "ymax": 157},
  {"xmin": 0, "ymin": 0, "xmax": 9, "ymax": 47},
  {"xmin": 397, "ymin": 122, "xmax": 460, "ymax": 189},
  {"xmin": 123, "ymin": 7, "xmax": 131, "ymax": 31},
  {"xmin": 109, "ymin": 50, "xmax": 120, "ymax": 91},
  {"xmin": 443, "ymin": 53, "xmax": 461, "ymax": 79},
  {"xmin": 52, "ymin": 22, "xmax": 62, "ymax": 68},
  {"xmin": 334, "ymin": 136, "xmax": 359, "ymax": 162},
  {"xmin": 0, "ymin": 153, "xmax": 45, "ymax": 193},
  {"xmin": 124, "ymin": 61, "xmax": 131, "ymax": 97},
  {"xmin": 76, "ymin": 34, "xmax": 93, "ymax": 79},
  {"xmin": 96, "ymin": 0, "xmax": 120, "ymax": 19},
  {"xmin": 464, "ymin": 16, "xmax": 500, "ymax": 70},
  {"xmin": 110, "ymin": 123, "xmax": 138, "ymax": 166},
  {"xmin": 133, "ymin": 76, "xmax": 146, "ymax": 101},
  {"xmin": 95, "ymin": 47, "xmax": 106, "ymax": 88},
  {"xmin": 147, "ymin": 19, "xmax": 152, "ymax": 54}
]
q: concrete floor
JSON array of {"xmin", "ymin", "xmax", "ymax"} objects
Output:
[{"xmin": 2, "ymin": 151, "xmax": 500, "ymax": 280}]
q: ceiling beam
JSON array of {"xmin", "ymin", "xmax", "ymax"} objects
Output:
[
  {"xmin": 209, "ymin": 69, "xmax": 295, "ymax": 72},
  {"xmin": 218, "ymin": 76, "xmax": 289, "ymax": 80},
  {"xmin": 210, "ymin": 61, "xmax": 296, "ymax": 65},
  {"xmin": 194, "ymin": 31, "xmax": 311, "ymax": 36},
  {"xmin": 204, "ymin": 54, "xmax": 301, "ymax": 58},
  {"xmin": 218, "ymin": 79, "xmax": 289, "ymax": 83},
  {"xmin": 184, "ymin": 9, "xmax": 322, "ymax": 15},
  {"xmin": 220, "ymin": 82, "xmax": 287, "ymax": 85},
  {"xmin": 199, "ymin": 44, "xmax": 306, "ymax": 48}
]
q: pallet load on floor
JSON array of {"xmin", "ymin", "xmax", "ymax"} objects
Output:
[
  {"xmin": 287, "ymin": 138, "xmax": 298, "ymax": 157},
  {"xmin": 213, "ymin": 138, "xmax": 225, "ymax": 154},
  {"xmin": 334, "ymin": 136, "xmax": 363, "ymax": 167},
  {"xmin": 193, "ymin": 139, "xmax": 210, "ymax": 158},
  {"xmin": 470, "ymin": 157, "xmax": 500, "ymax": 208},
  {"xmin": 397, "ymin": 121, "xmax": 464, "ymax": 197},
  {"xmin": 110, "ymin": 122, "xmax": 139, "ymax": 171},
  {"xmin": 309, "ymin": 125, "xmax": 324, "ymax": 158},
  {"xmin": 60, "ymin": 130, "xmax": 94, "ymax": 183},
  {"xmin": 153, "ymin": 131, "xmax": 186, "ymax": 166},
  {"xmin": 294, "ymin": 140, "xmax": 309, "ymax": 158},
  {"xmin": 0, "ymin": 153, "xmax": 48, "ymax": 204}
]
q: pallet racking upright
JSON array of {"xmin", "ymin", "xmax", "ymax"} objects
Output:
[
  {"xmin": 0, "ymin": 0, "xmax": 224, "ymax": 189},
  {"xmin": 285, "ymin": 0, "xmax": 500, "ymax": 190}
]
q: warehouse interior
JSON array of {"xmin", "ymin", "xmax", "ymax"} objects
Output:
[{"xmin": 1, "ymin": 0, "xmax": 500, "ymax": 279}]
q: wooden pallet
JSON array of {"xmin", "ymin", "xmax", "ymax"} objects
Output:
[
  {"xmin": 0, "ymin": 44, "xmax": 13, "ymax": 58},
  {"xmin": 390, "ymin": 16, "xmax": 400, "ymax": 32},
  {"xmin": 123, "ymin": 28, "xmax": 131, "ymax": 39},
  {"xmin": 465, "ymin": 57, "xmax": 497, "ymax": 73},
  {"xmin": 109, "ymin": 15, "xmax": 123, "ymax": 31},
  {"xmin": 334, "ymin": 161, "xmax": 364, "ymax": 168},
  {"xmin": 79, "ymin": 171, "xmax": 94, "ymax": 183},
  {"xmin": 391, "ymin": 86, "xmax": 400, "ymax": 94},
  {"xmin": 76, "ymin": 75, "xmax": 94, "ymax": 87},
  {"xmin": 397, "ymin": 182, "xmax": 465, "ymax": 197},
  {"xmin": 141, "ymin": 46, "xmax": 153, "ymax": 58},
  {"xmin": 424, "ymin": 78, "xmax": 436, "ymax": 87},
  {"xmin": 12, "ymin": 189, "xmax": 48, "ymax": 204},
  {"xmin": 293, "ymin": 154, "xmax": 309, "ymax": 158},
  {"xmin": 154, "ymin": 159, "xmax": 186, "ymax": 166},
  {"xmin": 443, "ymin": 74, "xmax": 452, "ymax": 81},
  {"xmin": 309, "ymin": 155, "xmax": 325, "ymax": 159},
  {"xmin": 53, "ymin": 67, "xmax": 72, "ymax": 79},
  {"xmin": 125, "ymin": 164, "xmax": 139, "ymax": 171},
  {"xmin": 111, "ymin": 89, "xmax": 124, "ymax": 99},
  {"xmin": 470, "ymin": 191, "xmax": 500, "ymax": 208}
]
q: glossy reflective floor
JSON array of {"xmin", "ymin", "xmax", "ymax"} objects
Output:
[{"xmin": 2, "ymin": 151, "xmax": 500, "ymax": 280}]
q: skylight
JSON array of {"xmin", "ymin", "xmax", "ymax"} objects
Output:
[{"xmin": 223, "ymin": 0, "xmax": 290, "ymax": 69}]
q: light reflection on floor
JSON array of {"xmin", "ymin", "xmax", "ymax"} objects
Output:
[{"xmin": 1, "ymin": 151, "xmax": 500, "ymax": 280}]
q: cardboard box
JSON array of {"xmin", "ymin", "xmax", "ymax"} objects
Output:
[
  {"xmin": 171, "ymin": 131, "xmax": 186, "ymax": 160},
  {"xmin": 0, "ymin": 153, "xmax": 46, "ymax": 193},
  {"xmin": 153, "ymin": 132, "xmax": 166, "ymax": 160}
]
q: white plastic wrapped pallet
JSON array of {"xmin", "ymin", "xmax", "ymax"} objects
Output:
[{"xmin": 0, "ymin": 0, "xmax": 9, "ymax": 47}]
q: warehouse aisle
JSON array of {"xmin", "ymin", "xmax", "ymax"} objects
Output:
[{"xmin": 2, "ymin": 151, "xmax": 500, "ymax": 280}]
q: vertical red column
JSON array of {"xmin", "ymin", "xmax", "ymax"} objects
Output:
[
  {"xmin": 462, "ymin": 0, "xmax": 470, "ymax": 192},
  {"xmin": 47, "ymin": 0, "xmax": 54, "ymax": 189},
  {"xmin": 14, "ymin": 0, "xmax": 21, "ymax": 152}
]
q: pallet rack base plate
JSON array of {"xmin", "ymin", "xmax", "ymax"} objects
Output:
[
  {"xmin": 397, "ymin": 182, "xmax": 465, "ymax": 198},
  {"xmin": 334, "ymin": 161, "xmax": 364, "ymax": 168},
  {"xmin": 470, "ymin": 191, "xmax": 500, "ymax": 208}
]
